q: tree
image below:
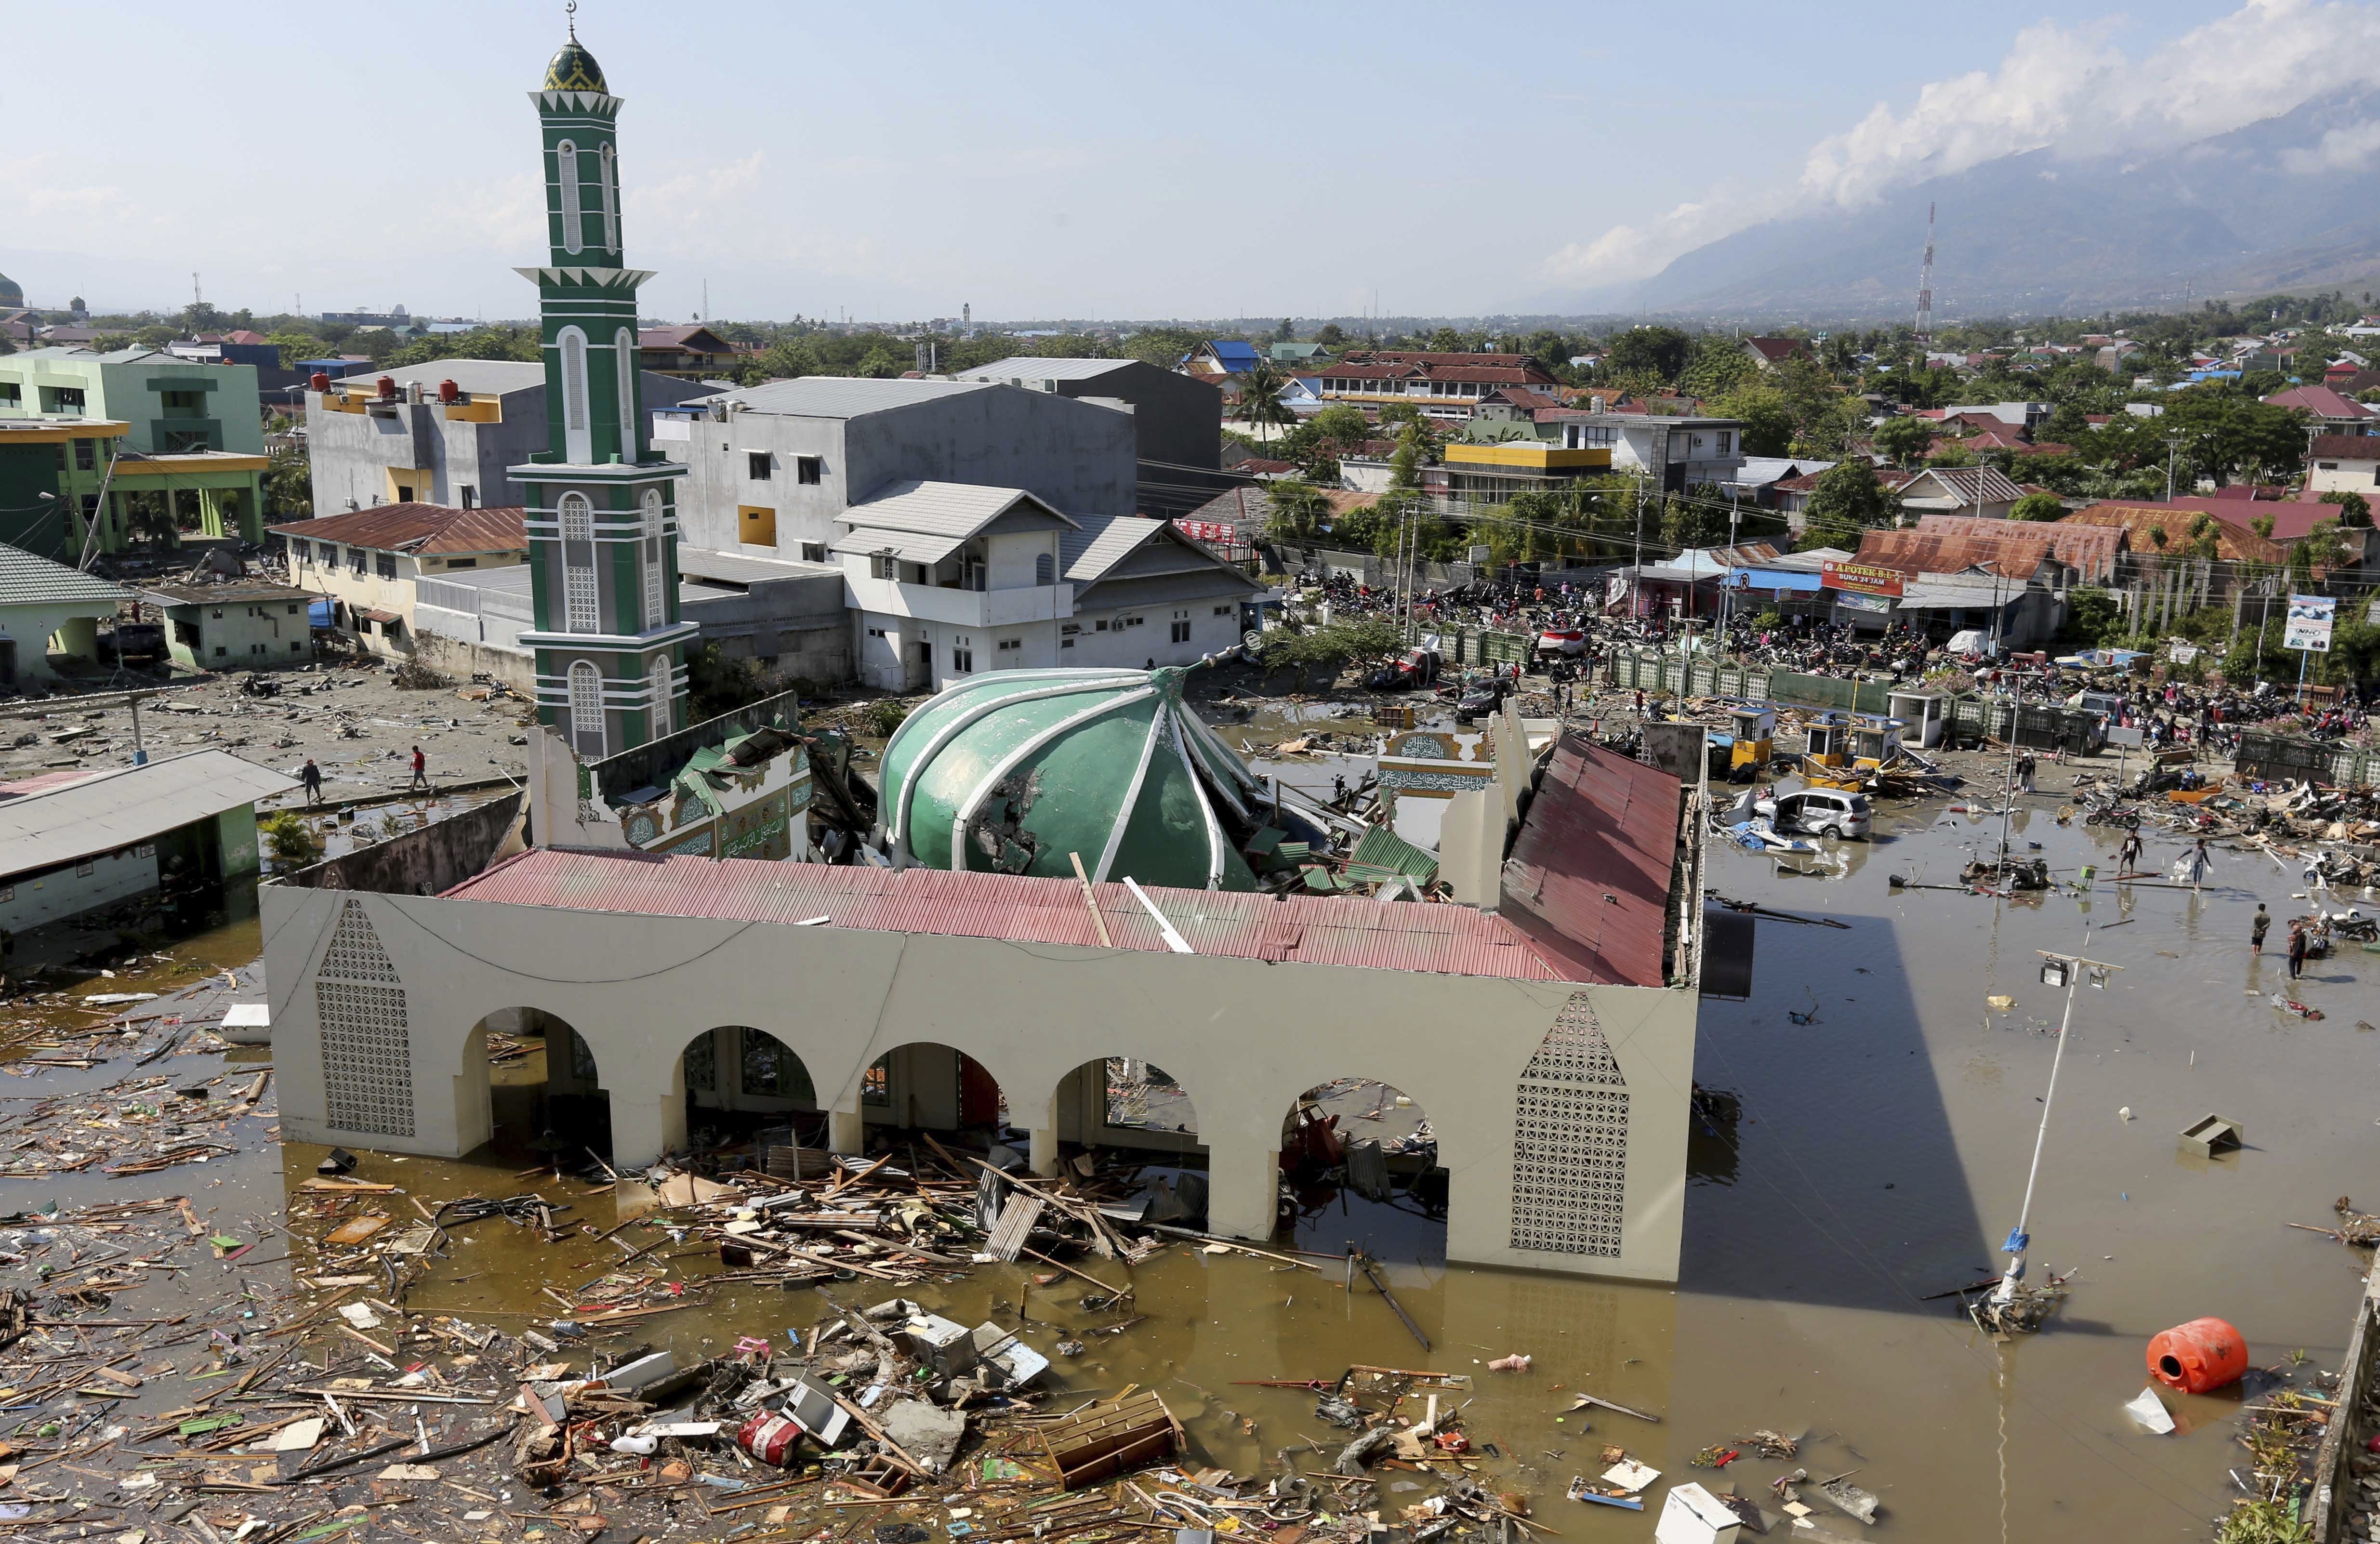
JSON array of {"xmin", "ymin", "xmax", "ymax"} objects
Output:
[
  {"xmin": 1798, "ymin": 461, "xmax": 1894, "ymax": 548},
  {"xmin": 1264, "ymin": 477, "xmax": 1327, "ymax": 540},
  {"xmin": 1235, "ymin": 360, "xmax": 1295, "ymax": 440},
  {"xmin": 2320, "ymin": 489, "xmax": 2373, "ymax": 528},
  {"xmin": 1870, "ymin": 416, "xmax": 1934, "ymax": 464},
  {"xmin": 1677, "ymin": 335, "xmax": 1757, "ymax": 402},
  {"xmin": 264, "ymin": 450, "xmax": 313, "ymax": 520},
  {"xmin": 1375, "ymin": 400, "xmax": 1425, "ymax": 430},
  {"xmin": 2008, "ymin": 492, "xmax": 2066, "ymax": 521},
  {"xmin": 1315, "ymin": 323, "xmax": 1345, "ymax": 348},
  {"xmin": 1275, "ymin": 318, "xmax": 1294, "ymax": 341},
  {"xmin": 1603, "ymin": 325, "xmax": 1691, "ymax": 383},
  {"xmin": 1307, "ymin": 404, "xmax": 1369, "ymax": 450},
  {"xmin": 2062, "ymin": 586, "xmax": 2122, "ymax": 647},
  {"xmin": 1388, "ymin": 425, "xmax": 1426, "ymax": 491},
  {"xmin": 1711, "ymin": 385, "xmax": 1794, "ymax": 457}
]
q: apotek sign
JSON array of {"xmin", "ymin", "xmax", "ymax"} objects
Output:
[
  {"xmin": 1176, "ymin": 519, "xmax": 1238, "ymax": 546},
  {"xmin": 1819, "ymin": 561, "xmax": 1904, "ymax": 598}
]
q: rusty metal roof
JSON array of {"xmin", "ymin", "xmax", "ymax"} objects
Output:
[
  {"xmin": 267, "ymin": 503, "xmax": 528, "ymax": 556},
  {"xmin": 1496, "ymin": 733, "xmax": 1681, "ymax": 990},
  {"xmin": 445, "ymin": 849, "xmax": 1585, "ymax": 982},
  {"xmin": 1853, "ymin": 526, "xmax": 2059, "ymax": 579},
  {"xmin": 1910, "ymin": 514, "xmax": 2120, "ymax": 583}
]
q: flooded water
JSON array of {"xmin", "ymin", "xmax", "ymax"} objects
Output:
[{"xmin": 29, "ymin": 722, "xmax": 2366, "ymax": 1542}]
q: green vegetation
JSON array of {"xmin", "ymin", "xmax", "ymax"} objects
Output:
[
  {"xmin": 2008, "ymin": 492, "xmax": 2067, "ymax": 521},
  {"xmin": 1261, "ymin": 618, "xmax": 1402, "ymax": 687},
  {"xmin": 864, "ymin": 699, "xmax": 910, "ymax": 738},
  {"xmin": 261, "ymin": 811, "xmax": 323, "ymax": 870},
  {"xmin": 1796, "ymin": 462, "xmax": 1895, "ymax": 550}
]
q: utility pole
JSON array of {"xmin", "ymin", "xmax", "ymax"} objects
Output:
[{"xmin": 1990, "ymin": 938, "xmax": 2124, "ymax": 1315}]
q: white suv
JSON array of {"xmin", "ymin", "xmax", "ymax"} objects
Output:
[{"xmin": 1755, "ymin": 788, "xmax": 1873, "ymax": 840}]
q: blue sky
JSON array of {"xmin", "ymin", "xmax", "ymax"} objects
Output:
[{"xmin": 4, "ymin": 0, "xmax": 2359, "ymax": 323}]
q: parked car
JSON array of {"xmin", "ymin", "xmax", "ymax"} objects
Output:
[
  {"xmin": 1754, "ymin": 788, "xmax": 1873, "ymax": 840},
  {"xmin": 1364, "ymin": 647, "xmax": 1441, "ymax": 691}
]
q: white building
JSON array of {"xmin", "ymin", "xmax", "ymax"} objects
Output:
[
  {"xmin": 837, "ymin": 482, "xmax": 1258, "ymax": 692},
  {"xmin": 1554, "ymin": 412, "xmax": 1747, "ymax": 493}
]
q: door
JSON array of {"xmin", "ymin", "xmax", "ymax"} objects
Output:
[
  {"xmin": 0, "ymin": 639, "xmax": 13, "ymax": 685},
  {"xmin": 906, "ymin": 639, "xmax": 932, "ymax": 692}
]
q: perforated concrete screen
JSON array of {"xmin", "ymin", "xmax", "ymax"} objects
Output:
[
  {"xmin": 315, "ymin": 901, "xmax": 414, "ymax": 1136},
  {"xmin": 1510, "ymin": 993, "xmax": 1629, "ymax": 1257}
]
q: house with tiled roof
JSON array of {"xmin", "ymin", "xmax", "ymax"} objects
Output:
[
  {"xmin": 0, "ymin": 541, "xmax": 131, "ymax": 684},
  {"xmin": 2262, "ymin": 384, "xmax": 2371, "ymax": 432},
  {"xmin": 1310, "ymin": 349, "xmax": 1559, "ymax": 422},
  {"xmin": 2306, "ymin": 434, "xmax": 2380, "ymax": 497},
  {"xmin": 1740, "ymin": 337, "xmax": 1813, "ymax": 371},
  {"xmin": 271, "ymin": 502, "xmax": 529, "ymax": 659},
  {"xmin": 637, "ymin": 325, "xmax": 742, "ymax": 380},
  {"xmin": 1897, "ymin": 465, "xmax": 2028, "ymax": 519},
  {"xmin": 1911, "ymin": 514, "xmax": 2120, "ymax": 584}
]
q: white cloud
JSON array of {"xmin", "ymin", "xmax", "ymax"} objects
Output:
[
  {"xmin": 1544, "ymin": 0, "xmax": 2380, "ymax": 289},
  {"xmin": 2281, "ymin": 118, "xmax": 2380, "ymax": 171}
]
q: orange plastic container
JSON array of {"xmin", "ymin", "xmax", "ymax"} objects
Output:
[{"xmin": 2147, "ymin": 1317, "xmax": 2248, "ymax": 1394}]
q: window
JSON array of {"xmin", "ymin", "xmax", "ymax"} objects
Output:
[
  {"xmin": 1170, "ymin": 620, "xmax": 1191, "ymax": 643},
  {"xmin": 1035, "ymin": 552, "xmax": 1055, "ymax": 584},
  {"xmin": 394, "ymin": 482, "xmax": 415, "ymax": 503},
  {"xmin": 459, "ymin": 484, "xmax": 477, "ymax": 508},
  {"xmin": 349, "ymin": 548, "xmax": 366, "ymax": 575},
  {"xmin": 641, "ymin": 489, "xmax": 667, "ymax": 631},
  {"xmin": 213, "ymin": 646, "xmax": 227, "ymax": 657},
  {"xmin": 1095, "ymin": 619, "xmax": 1109, "ymax": 631},
  {"xmin": 73, "ymin": 438, "xmax": 95, "ymax": 472},
  {"xmin": 1716, "ymin": 431, "xmax": 1734, "ymax": 455},
  {"xmin": 0, "ymin": 383, "xmax": 16, "ymax": 406},
  {"xmin": 738, "ymin": 505, "xmax": 777, "ymax": 546},
  {"xmin": 251, "ymin": 643, "xmax": 266, "ymax": 654},
  {"xmin": 287, "ymin": 604, "xmax": 300, "ymax": 615},
  {"xmin": 615, "ymin": 327, "xmax": 637, "ymax": 456},
  {"xmin": 568, "ymin": 660, "xmax": 605, "ymax": 755},
  {"xmin": 598, "ymin": 143, "xmax": 620, "ymax": 251},
  {"xmin": 559, "ymin": 328, "xmax": 590, "ymax": 462},
  {"xmin": 560, "ymin": 492, "xmax": 599, "ymax": 632},
  {"xmin": 291, "ymin": 641, "xmax": 304, "ymax": 652},
  {"xmin": 557, "ymin": 140, "xmax": 583, "ymax": 254},
  {"xmin": 951, "ymin": 645, "xmax": 973, "ymax": 673},
  {"xmin": 795, "ymin": 455, "xmax": 821, "ymax": 485},
  {"xmin": 1124, "ymin": 615, "xmax": 1144, "ymax": 628},
  {"xmin": 1061, "ymin": 636, "xmax": 1074, "ymax": 648},
  {"xmin": 871, "ymin": 554, "xmax": 899, "ymax": 581},
  {"xmin": 648, "ymin": 651, "xmax": 673, "ymax": 736},
  {"xmin": 867, "ymin": 627, "xmax": 887, "ymax": 638},
  {"xmin": 747, "ymin": 451, "xmax": 772, "ymax": 480},
  {"xmin": 448, "ymin": 556, "xmax": 476, "ymax": 569},
  {"xmin": 375, "ymin": 553, "xmax": 396, "ymax": 580},
  {"xmin": 799, "ymin": 541, "xmax": 827, "ymax": 563},
  {"xmin": 1214, "ymin": 605, "xmax": 1232, "ymax": 616},
  {"xmin": 996, "ymin": 637, "xmax": 1021, "ymax": 652}
]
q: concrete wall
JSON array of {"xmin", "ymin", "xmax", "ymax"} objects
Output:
[
  {"xmin": 0, "ymin": 600, "xmax": 118, "ymax": 682},
  {"xmin": 0, "ymin": 846, "xmax": 159, "ymax": 931},
  {"xmin": 261, "ymin": 884, "xmax": 1698, "ymax": 1282},
  {"xmin": 161, "ymin": 597, "xmax": 312, "ymax": 671},
  {"xmin": 679, "ymin": 567, "xmax": 853, "ymax": 684},
  {"xmin": 669, "ymin": 388, "xmax": 1139, "ymax": 565},
  {"xmin": 278, "ymin": 792, "xmax": 522, "ymax": 896}
]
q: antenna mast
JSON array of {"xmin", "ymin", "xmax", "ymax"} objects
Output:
[{"xmin": 1916, "ymin": 202, "xmax": 1936, "ymax": 341}]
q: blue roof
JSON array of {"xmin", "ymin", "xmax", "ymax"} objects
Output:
[
  {"xmin": 1723, "ymin": 568, "xmax": 1823, "ymax": 592},
  {"xmin": 1202, "ymin": 341, "xmax": 1261, "ymax": 370}
]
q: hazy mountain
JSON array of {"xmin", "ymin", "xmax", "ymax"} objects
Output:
[{"xmin": 1543, "ymin": 90, "xmax": 2380, "ymax": 323}]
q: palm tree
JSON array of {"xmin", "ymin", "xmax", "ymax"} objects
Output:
[{"xmin": 1235, "ymin": 360, "xmax": 1295, "ymax": 442}]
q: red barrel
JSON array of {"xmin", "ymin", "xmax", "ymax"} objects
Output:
[{"xmin": 2147, "ymin": 1317, "xmax": 2248, "ymax": 1393}]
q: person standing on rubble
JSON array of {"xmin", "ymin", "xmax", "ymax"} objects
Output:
[
  {"xmin": 2118, "ymin": 827, "xmax": 2143, "ymax": 874},
  {"xmin": 2185, "ymin": 836, "xmax": 2211, "ymax": 891},
  {"xmin": 2252, "ymin": 903, "xmax": 2271, "ymax": 954},
  {"xmin": 408, "ymin": 744, "xmax": 431, "ymax": 792},
  {"xmin": 301, "ymin": 758, "xmax": 323, "ymax": 805},
  {"xmin": 2287, "ymin": 920, "xmax": 2308, "ymax": 981}
]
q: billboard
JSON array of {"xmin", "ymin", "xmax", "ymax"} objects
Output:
[
  {"xmin": 1175, "ymin": 519, "xmax": 1238, "ymax": 546},
  {"xmin": 2284, "ymin": 594, "xmax": 2336, "ymax": 653},
  {"xmin": 1820, "ymin": 560, "xmax": 1905, "ymax": 598}
]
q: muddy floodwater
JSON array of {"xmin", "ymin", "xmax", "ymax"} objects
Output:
[{"xmin": 13, "ymin": 741, "xmax": 2368, "ymax": 1542}]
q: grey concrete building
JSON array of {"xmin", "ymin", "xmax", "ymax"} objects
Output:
[
  {"xmin": 1554, "ymin": 412, "xmax": 1748, "ymax": 494},
  {"xmin": 952, "ymin": 356, "xmax": 1226, "ymax": 510},
  {"xmin": 304, "ymin": 359, "xmax": 710, "ymax": 516}
]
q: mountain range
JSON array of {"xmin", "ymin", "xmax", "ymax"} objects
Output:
[{"xmin": 1541, "ymin": 89, "xmax": 2380, "ymax": 323}]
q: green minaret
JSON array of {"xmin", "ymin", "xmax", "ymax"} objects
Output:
[{"xmin": 510, "ymin": 12, "xmax": 692, "ymax": 760}]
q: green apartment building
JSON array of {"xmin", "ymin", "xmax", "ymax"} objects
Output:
[{"xmin": 0, "ymin": 348, "xmax": 269, "ymax": 557}]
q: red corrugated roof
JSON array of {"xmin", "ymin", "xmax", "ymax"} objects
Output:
[
  {"xmin": 268, "ymin": 503, "xmax": 528, "ymax": 556},
  {"xmin": 1912, "ymin": 514, "xmax": 2119, "ymax": 582},
  {"xmin": 444, "ymin": 849, "xmax": 1585, "ymax": 982},
  {"xmin": 1498, "ymin": 734, "xmax": 1679, "ymax": 990}
]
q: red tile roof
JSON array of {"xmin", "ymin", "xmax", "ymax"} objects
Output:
[
  {"xmin": 445, "ymin": 849, "xmax": 1589, "ymax": 982},
  {"xmin": 2263, "ymin": 385, "xmax": 2371, "ymax": 420},
  {"xmin": 1497, "ymin": 733, "xmax": 1680, "ymax": 990},
  {"xmin": 1911, "ymin": 514, "xmax": 2119, "ymax": 582},
  {"xmin": 2307, "ymin": 434, "xmax": 2380, "ymax": 461},
  {"xmin": 1743, "ymin": 337, "xmax": 1811, "ymax": 363},
  {"xmin": 267, "ymin": 502, "xmax": 528, "ymax": 555}
]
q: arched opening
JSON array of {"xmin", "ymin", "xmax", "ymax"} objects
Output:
[
  {"xmin": 567, "ymin": 660, "xmax": 605, "ymax": 757},
  {"xmin": 556, "ymin": 140, "xmax": 583, "ymax": 254},
  {"xmin": 677, "ymin": 1026, "xmax": 824, "ymax": 1155},
  {"xmin": 457, "ymin": 1007, "xmax": 611, "ymax": 1167},
  {"xmin": 558, "ymin": 329, "xmax": 591, "ymax": 463},
  {"xmin": 1052, "ymin": 1056, "xmax": 1205, "ymax": 1224},
  {"xmin": 861, "ymin": 1042, "xmax": 1009, "ymax": 1147},
  {"xmin": 1278, "ymin": 1077, "xmax": 1446, "ymax": 1266},
  {"xmin": 639, "ymin": 489, "xmax": 666, "ymax": 632}
]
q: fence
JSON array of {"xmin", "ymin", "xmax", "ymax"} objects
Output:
[
  {"xmin": 1602, "ymin": 649, "xmax": 2103, "ymax": 750},
  {"xmin": 2234, "ymin": 730, "xmax": 2377, "ymax": 787}
]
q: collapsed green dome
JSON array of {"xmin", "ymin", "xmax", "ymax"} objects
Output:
[{"xmin": 880, "ymin": 666, "xmax": 1262, "ymax": 892}]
